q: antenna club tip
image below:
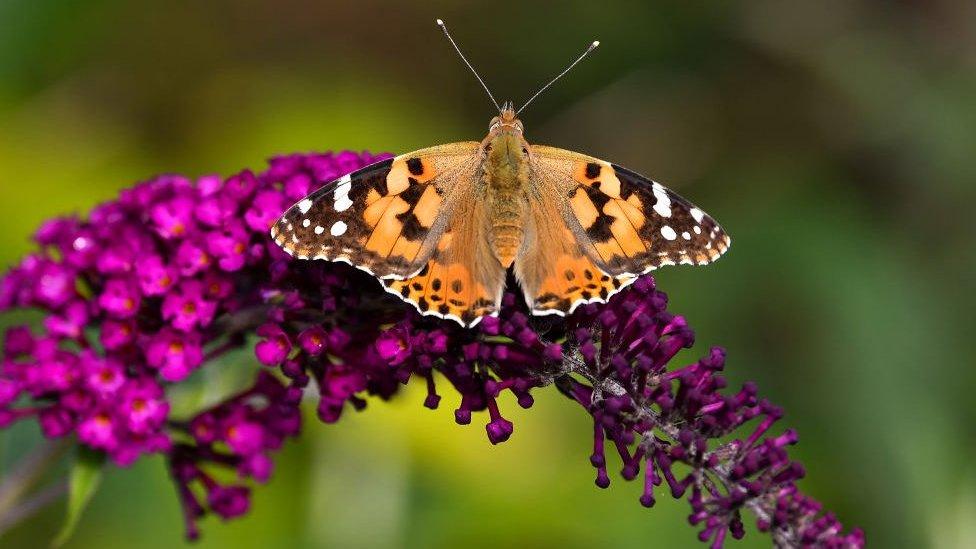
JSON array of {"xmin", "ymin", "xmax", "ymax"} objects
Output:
[
  {"xmin": 592, "ymin": 40, "xmax": 600, "ymax": 48},
  {"xmin": 436, "ymin": 18, "xmax": 444, "ymax": 26}
]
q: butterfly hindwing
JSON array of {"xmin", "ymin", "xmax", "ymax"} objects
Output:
[
  {"xmin": 272, "ymin": 143, "xmax": 479, "ymax": 279},
  {"xmin": 383, "ymin": 172, "xmax": 507, "ymax": 326},
  {"xmin": 513, "ymin": 178, "xmax": 636, "ymax": 316}
]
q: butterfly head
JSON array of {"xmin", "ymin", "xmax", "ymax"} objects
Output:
[{"xmin": 488, "ymin": 103, "xmax": 524, "ymax": 135}]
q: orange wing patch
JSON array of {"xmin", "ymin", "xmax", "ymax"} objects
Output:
[
  {"xmin": 563, "ymin": 158, "xmax": 730, "ymax": 274},
  {"xmin": 383, "ymin": 254, "xmax": 499, "ymax": 326},
  {"xmin": 569, "ymin": 164, "xmax": 648, "ymax": 271},
  {"xmin": 528, "ymin": 253, "xmax": 635, "ymax": 316}
]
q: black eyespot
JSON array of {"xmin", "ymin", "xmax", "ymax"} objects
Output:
[{"xmin": 522, "ymin": 147, "xmax": 528, "ymax": 155}]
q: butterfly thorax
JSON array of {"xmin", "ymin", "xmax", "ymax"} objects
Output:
[{"xmin": 483, "ymin": 117, "xmax": 530, "ymax": 268}]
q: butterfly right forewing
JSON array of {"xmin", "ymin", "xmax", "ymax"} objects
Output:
[
  {"xmin": 514, "ymin": 145, "xmax": 730, "ymax": 317},
  {"xmin": 272, "ymin": 143, "xmax": 479, "ymax": 280},
  {"xmin": 530, "ymin": 145, "xmax": 731, "ymax": 276}
]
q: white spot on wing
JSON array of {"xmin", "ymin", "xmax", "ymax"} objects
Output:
[
  {"xmin": 302, "ymin": 219, "xmax": 311, "ymax": 228},
  {"xmin": 335, "ymin": 196, "xmax": 354, "ymax": 212},
  {"xmin": 682, "ymin": 231, "xmax": 691, "ymax": 240},
  {"xmin": 298, "ymin": 199, "xmax": 313, "ymax": 214},
  {"xmin": 330, "ymin": 221, "xmax": 348, "ymax": 236},
  {"xmin": 690, "ymin": 208, "xmax": 704, "ymax": 223},
  {"xmin": 661, "ymin": 225, "xmax": 677, "ymax": 240},
  {"xmin": 652, "ymin": 182, "xmax": 672, "ymax": 217},
  {"xmin": 694, "ymin": 225, "xmax": 701, "ymax": 234},
  {"xmin": 334, "ymin": 174, "xmax": 353, "ymax": 212},
  {"xmin": 314, "ymin": 226, "xmax": 325, "ymax": 235}
]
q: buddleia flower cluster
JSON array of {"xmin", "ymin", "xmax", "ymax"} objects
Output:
[{"xmin": 0, "ymin": 150, "xmax": 863, "ymax": 547}]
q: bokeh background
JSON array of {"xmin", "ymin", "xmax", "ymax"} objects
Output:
[{"xmin": 1, "ymin": 1, "xmax": 975, "ymax": 547}]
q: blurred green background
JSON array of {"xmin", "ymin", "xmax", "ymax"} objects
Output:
[{"xmin": 1, "ymin": 0, "xmax": 975, "ymax": 547}]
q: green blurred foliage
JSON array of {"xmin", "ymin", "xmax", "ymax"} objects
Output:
[{"xmin": 1, "ymin": 0, "xmax": 975, "ymax": 547}]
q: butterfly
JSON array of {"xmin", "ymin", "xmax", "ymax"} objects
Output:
[{"xmin": 271, "ymin": 20, "xmax": 730, "ymax": 327}]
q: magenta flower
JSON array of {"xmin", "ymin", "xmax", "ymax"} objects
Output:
[
  {"xmin": 83, "ymin": 355, "xmax": 125, "ymax": 395},
  {"xmin": 97, "ymin": 278, "xmax": 141, "ymax": 319},
  {"xmin": 44, "ymin": 300, "xmax": 89, "ymax": 339},
  {"xmin": 162, "ymin": 280, "xmax": 217, "ymax": 332},
  {"xmin": 174, "ymin": 240, "xmax": 211, "ymax": 276},
  {"xmin": 254, "ymin": 323, "xmax": 292, "ymax": 366},
  {"xmin": 77, "ymin": 411, "xmax": 118, "ymax": 450},
  {"xmin": 0, "ymin": 149, "xmax": 862, "ymax": 547},
  {"xmin": 121, "ymin": 381, "xmax": 169, "ymax": 433},
  {"xmin": 137, "ymin": 256, "xmax": 178, "ymax": 296},
  {"xmin": 207, "ymin": 223, "xmax": 251, "ymax": 272},
  {"xmin": 150, "ymin": 196, "xmax": 197, "ymax": 239},
  {"xmin": 297, "ymin": 326, "xmax": 327, "ymax": 356},
  {"xmin": 34, "ymin": 260, "xmax": 77, "ymax": 308},
  {"xmin": 146, "ymin": 329, "xmax": 204, "ymax": 381}
]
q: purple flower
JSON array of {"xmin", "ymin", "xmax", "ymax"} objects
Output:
[
  {"xmin": 100, "ymin": 319, "xmax": 135, "ymax": 350},
  {"xmin": 206, "ymin": 485, "xmax": 250, "ymax": 519},
  {"xmin": 84, "ymin": 355, "xmax": 125, "ymax": 395},
  {"xmin": 222, "ymin": 170, "xmax": 258, "ymax": 201},
  {"xmin": 194, "ymin": 194, "xmax": 237, "ymax": 228},
  {"xmin": 244, "ymin": 190, "xmax": 287, "ymax": 232},
  {"xmin": 77, "ymin": 411, "xmax": 118, "ymax": 450},
  {"xmin": 146, "ymin": 330, "xmax": 204, "ymax": 381},
  {"xmin": 174, "ymin": 240, "xmax": 211, "ymax": 276},
  {"xmin": 34, "ymin": 260, "xmax": 76, "ymax": 308},
  {"xmin": 162, "ymin": 280, "xmax": 217, "ymax": 332},
  {"xmin": 0, "ymin": 378, "xmax": 22, "ymax": 408},
  {"xmin": 206, "ymin": 223, "xmax": 251, "ymax": 272},
  {"xmin": 254, "ymin": 324, "xmax": 291, "ymax": 366},
  {"xmin": 95, "ymin": 243, "xmax": 138, "ymax": 275},
  {"xmin": 0, "ymin": 149, "xmax": 861, "ymax": 547},
  {"xmin": 224, "ymin": 415, "xmax": 265, "ymax": 456},
  {"xmin": 38, "ymin": 407, "xmax": 74, "ymax": 438},
  {"xmin": 43, "ymin": 300, "xmax": 89, "ymax": 339},
  {"xmin": 297, "ymin": 326, "xmax": 327, "ymax": 356},
  {"xmin": 97, "ymin": 278, "xmax": 141, "ymax": 319},
  {"xmin": 137, "ymin": 256, "xmax": 179, "ymax": 296},
  {"xmin": 121, "ymin": 381, "xmax": 169, "ymax": 433},
  {"xmin": 150, "ymin": 197, "xmax": 197, "ymax": 240}
]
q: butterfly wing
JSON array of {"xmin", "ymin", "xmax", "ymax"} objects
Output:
[
  {"xmin": 516, "ymin": 145, "xmax": 730, "ymax": 315},
  {"xmin": 272, "ymin": 143, "xmax": 479, "ymax": 278},
  {"xmin": 273, "ymin": 142, "xmax": 507, "ymax": 326},
  {"xmin": 382, "ymin": 186, "xmax": 507, "ymax": 326}
]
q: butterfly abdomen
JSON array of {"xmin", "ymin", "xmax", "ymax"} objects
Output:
[{"xmin": 485, "ymin": 133, "xmax": 531, "ymax": 268}]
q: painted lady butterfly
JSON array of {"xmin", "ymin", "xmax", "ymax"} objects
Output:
[{"xmin": 272, "ymin": 20, "xmax": 730, "ymax": 327}]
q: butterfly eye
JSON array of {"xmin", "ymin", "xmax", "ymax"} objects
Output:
[
  {"xmin": 484, "ymin": 143, "xmax": 493, "ymax": 152},
  {"xmin": 522, "ymin": 147, "xmax": 529, "ymax": 155}
]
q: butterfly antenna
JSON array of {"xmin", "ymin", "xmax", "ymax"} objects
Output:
[
  {"xmin": 517, "ymin": 40, "xmax": 600, "ymax": 115},
  {"xmin": 436, "ymin": 18, "xmax": 501, "ymax": 112}
]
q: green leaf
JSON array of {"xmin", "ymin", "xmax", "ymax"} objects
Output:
[{"xmin": 51, "ymin": 446, "xmax": 105, "ymax": 548}]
